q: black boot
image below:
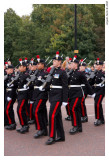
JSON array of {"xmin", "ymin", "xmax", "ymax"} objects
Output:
[
  {"xmin": 28, "ymin": 120, "xmax": 35, "ymax": 125},
  {"xmin": 16, "ymin": 125, "xmax": 29, "ymax": 134},
  {"xmin": 94, "ymin": 119, "xmax": 102, "ymax": 126},
  {"xmin": 65, "ymin": 115, "xmax": 71, "ymax": 121},
  {"xmin": 69, "ymin": 126, "xmax": 82, "ymax": 135},
  {"xmin": 81, "ymin": 116, "xmax": 88, "ymax": 123},
  {"xmin": 34, "ymin": 130, "xmax": 44, "ymax": 138},
  {"xmin": 5, "ymin": 123, "xmax": 16, "ymax": 130},
  {"xmin": 55, "ymin": 137, "xmax": 65, "ymax": 142},
  {"xmin": 45, "ymin": 137, "xmax": 55, "ymax": 145}
]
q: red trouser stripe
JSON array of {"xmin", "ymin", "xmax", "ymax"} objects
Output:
[
  {"xmin": 67, "ymin": 98, "xmax": 70, "ymax": 116},
  {"xmin": 50, "ymin": 102, "xmax": 60, "ymax": 138},
  {"xmin": 35, "ymin": 99, "xmax": 42, "ymax": 130},
  {"xmin": 72, "ymin": 98, "xmax": 79, "ymax": 126},
  {"xmin": 81, "ymin": 97, "xmax": 85, "ymax": 117},
  {"xmin": 97, "ymin": 95, "xmax": 102, "ymax": 119},
  {"xmin": 19, "ymin": 99, "xmax": 25, "ymax": 126},
  {"xmin": 30, "ymin": 103, "xmax": 33, "ymax": 119},
  {"xmin": 6, "ymin": 100, "xmax": 12, "ymax": 124}
]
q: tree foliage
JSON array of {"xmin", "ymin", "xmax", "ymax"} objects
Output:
[{"xmin": 4, "ymin": 4, "xmax": 105, "ymax": 65}]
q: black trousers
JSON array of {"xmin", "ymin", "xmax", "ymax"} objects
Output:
[
  {"xmin": 4, "ymin": 98, "xmax": 16, "ymax": 125},
  {"xmin": 65, "ymin": 98, "xmax": 70, "ymax": 116},
  {"xmin": 80, "ymin": 94, "xmax": 87, "ymax": 117},
  {"xmin": 17, "ymin": 99, "xmax": 28, "ymax": 126},
  {"xmin": 94, "ymin": 94, "xmax": 104, "ymax": 121},
  {"xmin": 49, "ymin": 101, "xmax": 65, "ymax": 139},
  {"xmin": 69, "ymin": 97, "xmax": 82, "ymax": 128},
  {"xmin": 33, "ymin": 99, "xmax": 47, "ymax": 131}
]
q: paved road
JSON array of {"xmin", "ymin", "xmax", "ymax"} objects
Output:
[{"xmin": 4, "ymin": 98, "xmax": 105, "ymax": 156}]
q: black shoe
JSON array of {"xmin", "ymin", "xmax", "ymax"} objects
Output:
[
  {"xmin": 94, "ymin": 119, "xmax": 102, "ymax": 126},
  {"xmin": 34, "ymin": 130, "xmax": 45, "ymax": 138},
  {"xmin": 69, "ymin": 126, "xmax": 82, "ymax": 135},
  {"xmin": 45, "ymin": 138, "xmax": 55, "ymax": 145},
  {"xmin": 81, "ymin": 116, "xmax": 88, "ymax": 123},
  {"xmin": 5, "ymin": 123, "xmax": 16, "ymax": 130},
  {"xmin": 28, "ymin": 120, "xmax": 35, "ymax": 124},
  {"xmin": 16, "ymin": 126, "xmax": 29, "ymax": 134},
  {"xmin": 65, "ymin": 116, "xmax": 71, "ymax": 121},
  {"xmin": 55, "ymin": 137, "xmax": 65, "ymax": 142},
  {"xmin": 5, "ymin": 125, "xmax": 9, "ymax": 129}
]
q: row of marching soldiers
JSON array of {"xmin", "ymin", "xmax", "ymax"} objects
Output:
[{"xmin": 4, "ymin": 51, "xmax": 105, "ymax": 145}]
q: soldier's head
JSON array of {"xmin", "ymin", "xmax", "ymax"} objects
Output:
[
  {"xmin": 70, "ymin": 55, "xmax": 79, "ymax": 70},
  {"xmin": 53, "ymin": 59, "xmax": 62, "ymax": 68},
  {"xmin": 37, "ymin": 62, "xmax": 45, "ymax": 70},
  {"xmin": 6, "ymin": 65, "xmax": 14, "ymax": 74},
  {"xmin": 8, "ymin": 61, "xmax": 11, "ymax": 65},
  {"xmin": 95, "ymin": 58, "xmax": 103, "ymax": 70},
  {"xmin": 31, "ymin": 62, "xmax": 37, "ymax": 71},
  {"xmin": 19, "ymin": 62, "xmax": 27, "ymax": 72},
  {"xmin": 36, "ymin": 55, "xmax": 45, "ymax": 70},
  {"xmin": 95, "ymin": 64, "xmax": 103, "ymax": 70},
  {"xmin": 79, "ymin": 61, "xmax": 86, "ymax": 72},
  {"xmin": 52, "ymin": 51, "xmax": 63, "ymax": 68}
]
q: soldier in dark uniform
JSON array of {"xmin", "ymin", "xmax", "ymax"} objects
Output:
[
  {"xmin": 65, "ymin": 58, "xmax": 72, "ymax": 121},
  {"xmin": 32, "ymin": 55, "xmax": 48, "ymax": 138},
  {"xmin": 79, "ymin": 60, "xmax": 88, "ymax": 123},
  {"xmin": 16, "ymin": 59, "xmax": 30, "ymax": 133},
  {"xmin": 4, "ymin": 65, "xmax": 17, "ymax": 130},
  {"xmin": 4, "ymin": 62, "xmax": 8, "ymax": 109},
  {"xmin": 27, "ymin": 59, "xmax": 37, "ymax": 124},
  {"xmin": 68, "ymin": 55, "xmax": 93, "ymax": 134},
  {"xmin": 44, "ymin": 51, "xmax": 68, "ymax": 145},
  {"xmin": 91, "ymin": 58, "xmax": 105, "ymax": 126}
]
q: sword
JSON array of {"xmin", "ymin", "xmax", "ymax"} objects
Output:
[{"xmin": 45, "ymin": 56, "xmax": 50, "ymax": 62}]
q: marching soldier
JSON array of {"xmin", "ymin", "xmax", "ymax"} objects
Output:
[
  {"xmin": 91, "ymin": 58, "xmax": 105, "ymax": 126},
  {"xmin": 32, "ymin": 55, "xmax": 48, "ymax": 138},
  {"xmin": 27, "ymin": 59, "xmax": 37, "ymax": 124},
  {"xmin": 4, "ymin": 65, "xmax": 17, "ymax": 130},
  {"xmin": 43, "ymin": 51, "xmax": 68, "ymax": 145},
  {"xmin": 79, "ymin": 59, "xmax": 88, "ymax": 123},
  {"xmin": 16, "ymin": 59, "xmax": 30, "ymax": 133},
  {"xmin": 65, "ymin": 58, "xmax": 72, "ymax": 121},
  {"xmin": 68, "ymin": 55, "xmax": 93, "ymax": 135}
]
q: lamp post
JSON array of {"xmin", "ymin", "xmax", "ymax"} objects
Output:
[{"xmin": 74, "ymin": 4, "xmax": 79, "ymax": 54}]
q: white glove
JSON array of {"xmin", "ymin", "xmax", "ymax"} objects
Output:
[
  {"xmin": 39, "ymin": 86, "xmax": 45, "ymax": 91},
  {"xmin": 7, "ymin": 83, "xmax": 14, "ymax": 87},
  {"xmin": 62, "ymin": 102, "xmax": 68, "ymax": 106},
  {"xmin": 23, "ymin": 84, "xmax": 29, "ymax": 90},
  {"xmin": 7, "ymin": 97, "xmax": 12, "ymax": 101},
  {"xmin": 30, "ymin": 101, "xmax": 34, "ymax": 104},
  {"xmin": 91, "ymin": 93, "xmax": 96, "ymax": 98}
]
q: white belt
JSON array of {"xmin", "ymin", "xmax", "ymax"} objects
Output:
[
  {"xmin": 81, "ymin": 84, "xmax": 85, "ymax": 87},
  {"xmin": 50, "ymin": 85, "xmax": 62, "ymax": 89},
  {"xmin": 18, "ymin": 88, "xmax": 28, "ymax": 91},
  {"xmin": 6, "ymin": 88, "xmax": 12, "ymax": 91},
  {"xmin": 94, "ymin": 83, "xmax": 104, "ymax": 87},
  {"xmin": 34, "ymin": 86, "xmax": 40, "ymax": 89},
  {"xmin": 68, "ymin": 85, "xmax": 81, "ymax": 88}
]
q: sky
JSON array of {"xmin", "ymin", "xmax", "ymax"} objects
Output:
[{"xmin": 4, "ymin": 3, "xmax": 33, "ymax": 17}]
